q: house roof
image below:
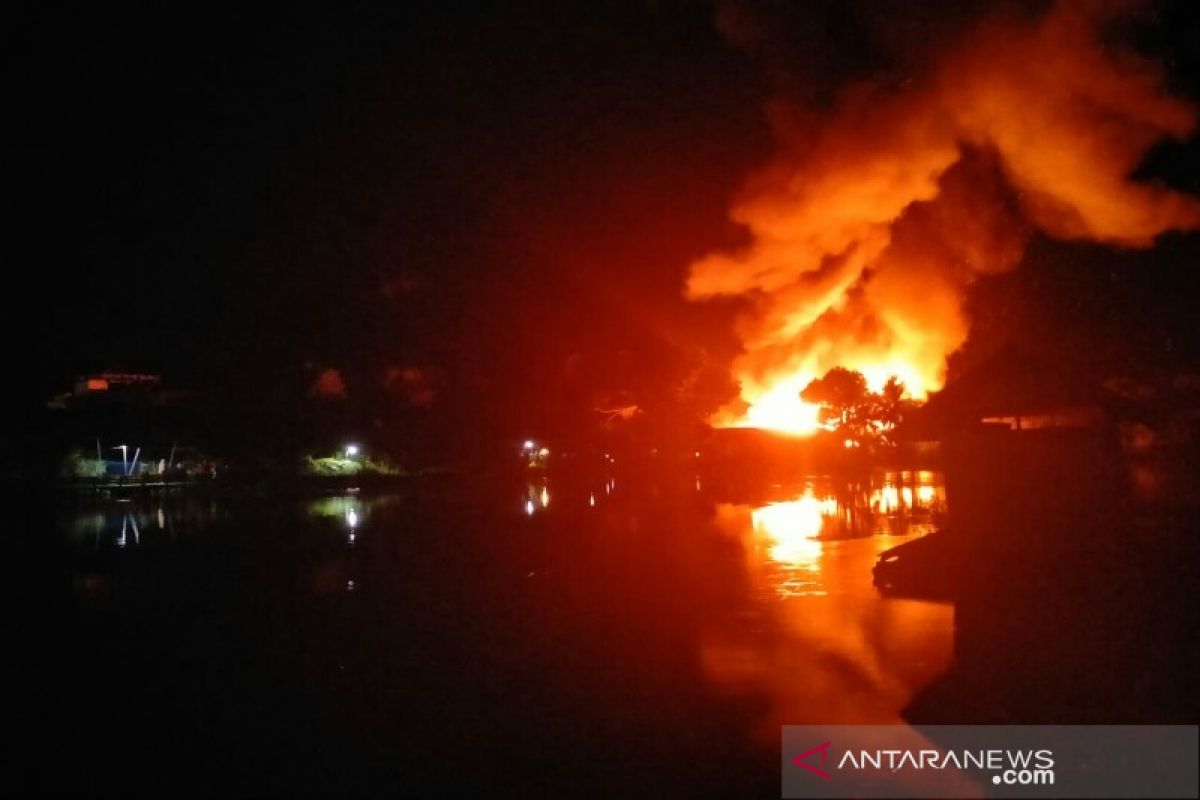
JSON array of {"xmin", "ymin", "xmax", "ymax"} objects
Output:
[{"xmin": 902, "ymin": 347, "xmax": 1118, "ymax": 438}]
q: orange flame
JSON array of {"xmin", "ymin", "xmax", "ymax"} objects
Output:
[
  {"xmin": 690, "ymin": 1, "xmax": 1200, "ymax": 435},
  {"xmin": 715, "ymin": 360, "xmax": 935, "ymax": 435}
]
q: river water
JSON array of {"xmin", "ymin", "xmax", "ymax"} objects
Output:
[{"xmin": 15, "ymin": 470, "xmax": 953, "ymax": 794}]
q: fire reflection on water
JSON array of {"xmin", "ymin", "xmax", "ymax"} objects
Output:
[
  {"xmin": 743, "ymin": 471, "xmax": 946, "ymax": 595},
  {"xmin": 750, "ymin": 495, "xmax": 827, "ymax": 590},
  {"xmin": 703, "ymin": 471, "xmax": 955, "ymax": 740}
]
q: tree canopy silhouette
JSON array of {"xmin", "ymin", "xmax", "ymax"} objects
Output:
[{"xmin": 801, "ymin": 368, "xmax": 914, "ymax": 446}]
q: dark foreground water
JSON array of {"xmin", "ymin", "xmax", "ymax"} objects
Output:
[
  {"xmin": 11, "ymin": 460, "xmax": 1193, "ymax": 796},
  {"xmin": 8, "ymin": 471, "xmax": 953, "ymax": 795}
]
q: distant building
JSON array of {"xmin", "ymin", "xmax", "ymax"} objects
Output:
[
  {"xmin": 900, "ymin": 348, "xmax": 1122, "ymax": 446},
  {"xmin": 74, "ymin": 371, "xmax": 160, "ymax": 395},
  {"xmin": 49, "ymin": 371, "xmax": 183, "ymax": 410}
]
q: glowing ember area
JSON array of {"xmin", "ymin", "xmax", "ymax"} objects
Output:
[
  {"xmin": 689, "ymin": 0, "xmax": 1200, "ymax": 434},
  {"xmin": 718, "ymin": 361, "xmax": 933, "ymax": 435},
  {"xmin": 731, "ymin": 375, "xmax": 823, "ymax": 435}
]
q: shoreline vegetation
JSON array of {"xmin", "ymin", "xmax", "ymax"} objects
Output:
[
  {"xmin": 51, "ymin": 435, "xmax": 940, "ymax": 501},
  {"xmin": 56, "ymin": 468, "xmax": 454, "ymax": 499},
  {"xmin": 54, "ymin": 447, "xmax": 444, "ymax": 496}
]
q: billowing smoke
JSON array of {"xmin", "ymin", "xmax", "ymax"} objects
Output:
[{"xmin": 688, "ymin": 0, "xmax": 1200, "ymax": 431}]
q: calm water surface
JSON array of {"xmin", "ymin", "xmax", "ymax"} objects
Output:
[{"xmin": 17, "ymin": 471, "xmax": 953, "ymax": 794}]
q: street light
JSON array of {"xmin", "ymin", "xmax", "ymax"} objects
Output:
[{"xmin": 345, "ymin": 444, "xmax": 360, "ymax": 458}]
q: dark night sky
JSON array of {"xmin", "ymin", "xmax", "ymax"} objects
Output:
[
  {"xmin": 11, "ymin": 4, "xmax": 765, "ymax": 398},
  {"xmin": 8, "ymin": 1, "xmax": 1200, "ymax": 444}
]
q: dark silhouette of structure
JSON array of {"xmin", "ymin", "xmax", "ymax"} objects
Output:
[{"xmin": 899, "ymin": 350, "xmax": 1198, "ymax": 723}]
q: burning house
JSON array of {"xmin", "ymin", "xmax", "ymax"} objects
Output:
[
  {"xmin": 685, "ymin": 0, "xmax": 1200, "ymax": 440},
  {"xmin": 672, "ymin": 14, "xmax": 1200, "ymax": 701}
]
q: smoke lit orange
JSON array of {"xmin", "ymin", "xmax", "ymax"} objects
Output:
[{"xmin": 689, "ymin": 0, "xmax": 1200, "ymax": 435}]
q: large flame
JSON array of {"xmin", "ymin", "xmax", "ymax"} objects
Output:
[
  {"xmin": 716, "ymin": 360, "xmax": 935, "ymax": 435},
  {"xmin": 691, "ymin": 0, "xmax": 1200, "ymax": 434}
]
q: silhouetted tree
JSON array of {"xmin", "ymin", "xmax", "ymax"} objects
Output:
[
  {"xmin": 802, "ymin": 368, "xmax": 868, "ymax": 428},
  {"xmin": 871, "ymin": 376, "xmax": 917, "ymax": 445},
  {"xmin": 801, "ymin": 368, "xmax": 914, "ymax": 447}
]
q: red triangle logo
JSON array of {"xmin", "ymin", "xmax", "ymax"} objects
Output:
[{"xmin": 792, "ymin": 741, "xmax": 832, "ymax": 780}]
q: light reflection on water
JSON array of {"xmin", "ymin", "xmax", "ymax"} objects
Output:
[
  {"xmin": 522, "ymin": 480, "xmax": 553, "ymax": 515},
  {"xmin": 59, "ymin": 475, "xmax": 957, "ymax": 773},
  {"xmin": 736, "ymin": 471, "xmax": 946, "ymax": 598},
  {"xmin": 814, "ymin": 469, "xmax": 943, "ymax": 524},
  {"xmin": 66, "ymin": 499, "xmax": 222, "ymax": 548},
  {"xmin": 750, "ymin": 496, "xmax": 825, "ymax": 585},
  {"xmin": 508, "ymin": 467, "xmax": 955, "ymax": 733},
  {"xmin": 704, "ymin": 470, "xmax": 955, "ymax": 740},
  {"xmin": 65, "ymin": 492, "xmax": 396, "ymax": 551}
]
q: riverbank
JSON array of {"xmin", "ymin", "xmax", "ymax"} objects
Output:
[{"xmin": 53, "ymin": 467, "xmax": 455, "ymax": 499}]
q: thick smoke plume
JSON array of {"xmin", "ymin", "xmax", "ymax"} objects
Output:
[{"xmin": 689, "ymin": 0, "xmax": 1200, "ymax": 430}]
